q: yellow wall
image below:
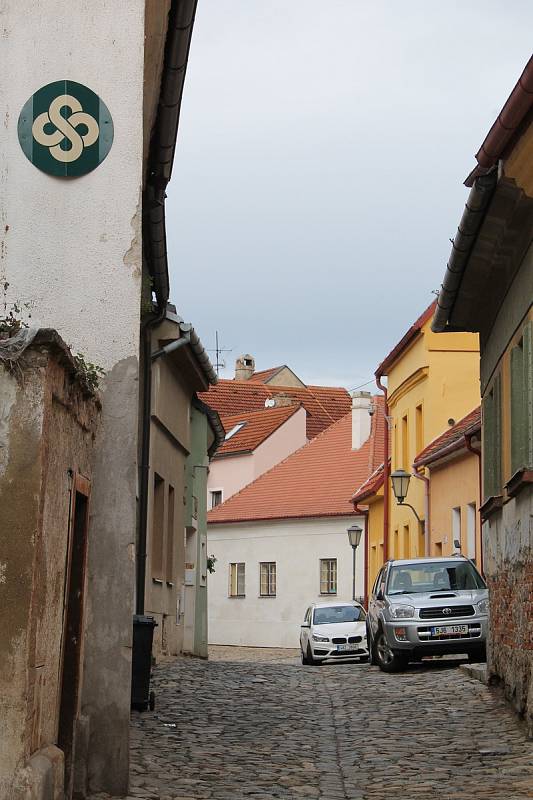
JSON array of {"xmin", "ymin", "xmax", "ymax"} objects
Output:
[
  {"xmin": 385, "ymin": 316, "xmax": 480, "ymax": 563},
  {"xmin": 366, "ymin": 490, "xmax": 384, "ymax": 590},
  {"xmin": 427, "ymin": 451, "xmax": 481, "ymax": 565}
]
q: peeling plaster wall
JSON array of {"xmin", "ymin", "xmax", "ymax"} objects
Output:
[
  {"xmin": 0, "ymin": 345, "xmax": 99, "ymax": 800},
  {"xmin": 483, "ymin": 490, "xmax": 533, "ymax": 737},
  {"xmin": 0, "ymin": 2, "xmax": 146, "ymax": 795}
]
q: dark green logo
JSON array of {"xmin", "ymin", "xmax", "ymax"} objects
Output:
[{"xmin": 18, "ymin": 80, "xmax": 113, "ymax": 177}]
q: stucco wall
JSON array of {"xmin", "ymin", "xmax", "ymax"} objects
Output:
[
  {"xmin": 427, "ymin": 452, "xmax": 481, "ymax": 562},
  {"xmin": 208, "ymin": 516, "xmax": 365, "ymax": 648},
  {"xmin": 1, "ymin": 3, "xmax": 147, "ymax": 794}
]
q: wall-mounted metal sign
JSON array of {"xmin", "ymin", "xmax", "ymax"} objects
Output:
[{"xmin": 18, "ymin": 80, "xmax": 113, "ymax": 177}]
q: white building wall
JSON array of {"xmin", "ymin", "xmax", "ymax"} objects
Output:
[{"xmin": 208, "ymin": 515, "xmax": 365, "ymax": 648}]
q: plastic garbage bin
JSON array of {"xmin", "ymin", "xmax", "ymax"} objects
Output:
[{"xmin": 131, "ymin": 614, "xmax": 157, "ymax": 711}]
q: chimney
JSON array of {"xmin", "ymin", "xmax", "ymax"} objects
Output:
[
  {"xmin": 235, "ymin": 354, "xmax": 255, "ymax": 381},
  {"xmin": 351, "ymin": 390, "xmax": 373, "ymax": 450},
  {"xmin": 272, "ymin": 392, "xmax": 294, "ymax": 408}
]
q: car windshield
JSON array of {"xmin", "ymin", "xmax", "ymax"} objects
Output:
[
  {"xmin": 387, "ymin": 561, "xmax": 486, "ymax": 594},
  {"xmin": 313, "ymin": 606, "xmax": 365, "ymax": 624}
]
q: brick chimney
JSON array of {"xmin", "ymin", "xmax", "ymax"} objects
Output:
[
  {"xmin": 351, "ymin": 390, "xmax": 372, "ymax": 449},
  {"xmin": 235, "ymin": 354, "xmax": 255, "ymax": 381}
]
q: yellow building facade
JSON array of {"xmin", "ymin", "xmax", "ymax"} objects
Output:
[{"xmin": 354, "ymin": 301, "xmax": 481, "ymax": 589}]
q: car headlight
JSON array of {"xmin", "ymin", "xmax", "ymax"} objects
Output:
[
  {"xmin": 312, "ymin": 634, "xmax": 330, "ymax": 642},
  {"xmin": 389, "ymin": 604, "xmax": 415, "ymax": 619},
  {"xmin": 477, "ymin": 598, "xmax": 489, "ymax": 615}
]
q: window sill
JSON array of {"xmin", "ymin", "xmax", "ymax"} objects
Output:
[
  {"xmin": 259, "ymin": 594, "xmax": 276, "ymax": 598},
  {"xmin": 480, "ymin": 494, "xmax": 504, "ymax": 521},
  {"xmin": 152, "ymin": 578, "xmax": 163, "ymax": 585},
  {"xmin": 228, "ymin": 595, "xmax": 245, "ymax": 599},
  {"xmin": 319, "ymin": 593, "xmax": 338, "ymax": 597},
  {"xmin": 505, "ymin": 468, "xmax": 533, "ymax": 499}
]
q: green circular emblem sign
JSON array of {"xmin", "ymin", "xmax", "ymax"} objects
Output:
[{"xmin": 18, "ymin": 80, "xmax": 113, "ymax": 177}]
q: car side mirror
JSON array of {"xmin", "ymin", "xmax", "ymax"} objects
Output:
[
  {"xmin": 376, "ymin": 590, "xmax": 384, "ymax": 601},
  {"xmin": 301, "ymin": 623, "xmax": 310, "ymax": 628}
]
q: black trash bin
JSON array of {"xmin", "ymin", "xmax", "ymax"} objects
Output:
[{"xmin": 131, "ymin": 614, "xmax": 157, "ymax": 711}]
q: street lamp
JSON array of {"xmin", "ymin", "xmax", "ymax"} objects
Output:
[
  {"xmin": 390, "ymin": 469, "xmax": 412, "ymax": 505},
  {"xmin": 347, "ymin": 524, "xmax": 363, "ymax": 601}
]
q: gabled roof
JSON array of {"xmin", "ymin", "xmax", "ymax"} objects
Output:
[
  {"xmin": 208, "ymin": 397, "xmax": 385, "ymax": 524},
  {"xmin": 413, "ymin": 406, "xmax": 481, "ymax": 469},
  {"xmin": 351, "ymin": 461, "xmax": 386, "ymax": 505},
  {"xmin": 376, "ymin": 300, "xmax": 437, "ymax": 377},
  {"xmin": 248, "ymin": 366, "xmax": 286, "ymax": 383},
  {"xmin": 215, "ymin": 405, "xmax": 303, "ymax": 458},
  {"xmin": 198, "ymin": 379, "xmax": 350, "ymax": 440}
]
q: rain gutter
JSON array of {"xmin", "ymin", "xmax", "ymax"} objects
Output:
[
  {"xmin": 374, "ymin": 373, "xmax": 390, "ymax": 562},
  {"xmin": 192, "ymin": 397, "xmax": 226, "ymax": 458},
  {"xmin": 431, "ymin": 169, "xmax": 498, "ymax": 334}
]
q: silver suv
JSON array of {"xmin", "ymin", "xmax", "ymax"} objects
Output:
[{"xmin": 367, "ymin": 556, "xmax": 488, "ymax": 672}]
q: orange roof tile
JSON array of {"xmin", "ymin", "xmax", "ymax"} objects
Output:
[
  {"xmin": 215, "ymin": 405, "xmax": 303, "ymax": 457},
  {"xmin": 414, "ymin": 406, "xmax": 481, "ymax": 468},
  {"xmin": 208, "ymin": 397, "xmax": 385, "ymax": 524},
  {"xmin": 376, "ymin": 300, "xmax": 437, "ymax": 377},
  {"xmin": 198, "ymin": 379, "xmax": 350, "ymax": 440},
  {"xmin": 248, "ymin": 366, "xmax": 286, "ymax": 383}
]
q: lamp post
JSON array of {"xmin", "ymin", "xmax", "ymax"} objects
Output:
[{"xmin": 347, "ymin": 524, "xmax": 363, "ymax": 601}]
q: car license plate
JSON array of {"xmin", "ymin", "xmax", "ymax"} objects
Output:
[
  {"xmin": 430, "ymin": 624, "xmax": 469, "ymax": 636},
  {"xmin": 336, "ymin": 644, "xmax": 358, "ymax": 652}
]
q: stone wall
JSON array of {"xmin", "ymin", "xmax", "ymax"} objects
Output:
[{"xmin": 483, "ymin": 486, "xmax": 533, "ymax": 736}]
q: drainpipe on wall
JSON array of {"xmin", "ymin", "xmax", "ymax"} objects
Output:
[
  {"xmin": 353, "ymin": 504, "xmax": 369, "ymax": 608},
  {"xmin": 411, "ymin": 471, "xmax": 430, "ymax": 557},
  {"xmin": 465, "ymin": 432, "xmax": 483, "ymax": 573},
  {"xmin": 375, "ymin": 374, "xmax": 389, "ymax": 561}
]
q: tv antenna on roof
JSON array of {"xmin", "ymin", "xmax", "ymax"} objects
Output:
[{"xmin": 207, "ymin": 331, "xmax": 233, "ymax": 376}]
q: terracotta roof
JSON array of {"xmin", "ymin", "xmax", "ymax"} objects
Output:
[
  {"xmin": 208, "ymin": 397, "xmax": 385, "ymax": 524},
  {"xmin": 376, "ymin": 300, "xmax": 437, "ymax": 377},
  {"xmin": 413, "ymin": 407, "xmax": 481, "ymax": 469},
  {"xmin": 248, "ymin": 366, "xmax": 286, "ymax": 383},
  {"xmin": 215, "ymin": 405, "xmax": 303, "ymax": 458},
  {"xmin": 198, "ymin": 379, "xmax": 350, "ymax": 440},
  {"xmin": 351, "ymin": 461, "xmax": 386, "ymax": 505}
]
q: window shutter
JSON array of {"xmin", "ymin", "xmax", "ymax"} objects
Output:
[
  {"xmin": 510, "ymin": 342, "xmax": 525, "ymax": 474},
  {"xmin": 483, "ymin": 373, "xmax": 502, "ymax": 500},
  {"xmin": 524, "ymin": 321, "xmax": 533, "ymax": 469}
]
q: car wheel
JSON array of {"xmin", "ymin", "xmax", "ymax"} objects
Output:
[
  {"xmin": 373, "ymin": 630, "xmax": 408, "ymax": 673},
  {"xmin": 301, "ymin": 646, "xmax": 311, "ymax": 665},
  {"xmin": 367, "ymin": 624, "xmax": 377, "ymax": 665},
  {"xmin": 305, "ymin": 643, "xmax": 321, "ymax": 666},
  {"xmin": 468, "ymin": 646, "xmax": 487, "ymax": 663}
]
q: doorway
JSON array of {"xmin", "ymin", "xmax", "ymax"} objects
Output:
[{"xmin": 58, "ymin": 473, "xmax": 90, "ymax": 798}]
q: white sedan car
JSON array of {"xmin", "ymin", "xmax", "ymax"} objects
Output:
[{"xmin": 300, "ymin": 601, "xmax": 369, "ymax": 665}]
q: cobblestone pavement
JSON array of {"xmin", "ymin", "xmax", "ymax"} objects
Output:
[{"xmin": 92, "ymin": 647, "xmax": 533, "ymax": 800}]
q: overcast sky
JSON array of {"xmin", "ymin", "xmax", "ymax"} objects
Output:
[{"xmin": 167, "ymin": 1, "xmax": 533, "ymax": 389}]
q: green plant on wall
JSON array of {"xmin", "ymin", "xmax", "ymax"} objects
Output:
[
  {"xmin": 0, "ymin": 282, "xmax": 33, "ymax": 336},
  {"xmin": 207, "ymin": 554, "xmax": 217, "ymax": 574},
  {"xmin": 73, "ymin": 352, "xmax": 106, "ymax": 392}
]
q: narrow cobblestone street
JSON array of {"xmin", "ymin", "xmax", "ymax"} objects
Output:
[{"xmin": 92, "ymin": 647, "xmax": 533, "ymax": 800}]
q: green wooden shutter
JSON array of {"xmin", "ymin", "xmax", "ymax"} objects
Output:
[
  {"xmin": 483, "ymin": 372, "xmax": 502, "ymax": 500},
  {"xmin": 524, "ymin": 321, "xmax": 533, "ymax": 469},
  {"xmin": 510, "ymin": 340, "xmax": 525, "ymax": 474}
]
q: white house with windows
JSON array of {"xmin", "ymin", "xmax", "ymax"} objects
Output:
[{"xmin": 207, "ymin": 393, "xmax": 385, "ymax": 648}]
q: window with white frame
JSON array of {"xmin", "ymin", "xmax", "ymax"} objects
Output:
[
  {"xmin": 320, "ymin": 558, "xmax": 337, "ymax": 595},
  {"xmin": 260, "ymin": 562, "xmax": 276, "ymax": 597},
  {"xmin": 229, "ymin": 562, "xmax": 245, "ymax": 597},
  {"xmin": 210, "ymin": 489, "xmax": 223, "ymax": 509}
]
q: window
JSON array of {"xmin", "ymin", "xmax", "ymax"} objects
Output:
[
  {"xmin": 401, "ymin": 414, "xmax": 409, "ymax": 470},
  {"xmin": 229, "ymin": 563, "xmax": 245, "ymax": 597},
  {"xmin": 415, "ymin": 404, "xmax": 424, "ymax": 455},
  {"xmin": 224, "ymin": 422, "xmax": 246, "ymax": 441},
  {"xmin": 210, "ymin": 490, "xmax": 223, "ymax": 509},
  {"xmin": 451, "ymin": 507, "xmax": 461, "ymax": 550},
  {"xmin": 466, "ymin": 502, "xmax": 476, "ymax": 559},
  {"xmin": 260, "ymin": 562, "xmax": 276, "ymax": 596},
  {"xmin": 165, "ymin": 485, "xmax": 175, "ymax": 584},
  {"xmin": 320, "ymin": 558, "xmax": 337, "ymax": 594},
  {"xmin": 482, "ymin": 374, "xmax": 502, "ymax": 500},
  {"xmin": 402, "ymin": 524, "xmax": 410, "ymax": 558},
  {"xmin": 151, "ymin": 473, "xmax": 165, "ymax": 580},
  {"xmin": 393, "ymin": 527, "xmax": 399, "ymax": 558},
  {"xmin": 510, "ymin": 321, "xmax": 533, "ymax": 475}
]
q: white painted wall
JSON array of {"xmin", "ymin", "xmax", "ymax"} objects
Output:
[
  {"xmin": 0, "ymin": 0, "xmax": 144, "ymax": 370},
  {"xmin": 208, "ymin": 515, "xmax": 365, "ymax": 648},
  {"xmin": 208, "ymin": 407, "xmax": 307, "ymax": 503}
]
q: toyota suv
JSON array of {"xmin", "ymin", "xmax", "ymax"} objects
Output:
[{"xmin": 367, "ymin": 556, "xmax": 488, "ymax": 672}]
